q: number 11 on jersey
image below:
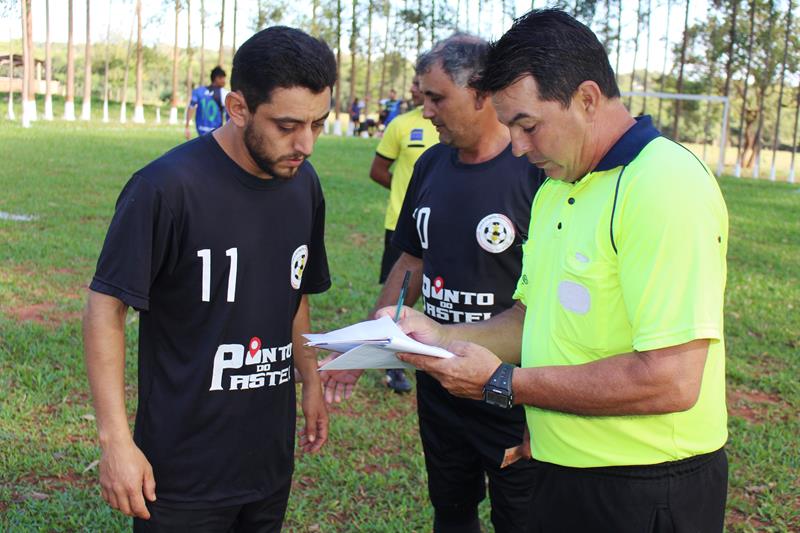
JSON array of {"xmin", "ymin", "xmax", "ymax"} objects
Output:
[{"xmin": 197, "ymin": 248, "xmax": 238, "ymax": 302}]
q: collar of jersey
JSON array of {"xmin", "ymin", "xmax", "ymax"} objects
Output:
[{"xmin": 591, "ymin": 115, "xmax": 661, "ymax": 173}]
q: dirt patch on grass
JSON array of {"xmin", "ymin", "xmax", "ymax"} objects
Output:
[
  {"xmin": 4, "ymin": 301, "xmax": 84, "ymax": 326},
  {"xmin": 727, "ymin": 387, "xmax": 789, "ymax": 424},
  {"xmin": 727, "ymin": 508, "xmax": 771, "ymax": 530}
]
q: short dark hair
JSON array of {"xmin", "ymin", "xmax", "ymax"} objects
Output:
[
  {"xmin": 416, "ymin": 33, "xmax": 488, "ymax": 87},
  {"xmin": 474, "ymin": 9, "xmax": 619, "ymax": 107},
  {"xmin": 210, "ymin": 66, "xmax": 226, "ymax": 83},
  {"xmin": 231, "ymin": 26, "xmax": 337, "ymax": 112}
]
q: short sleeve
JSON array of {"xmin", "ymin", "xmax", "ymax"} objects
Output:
[
  {"xmin": 190, "ymin": 88, "xmax": 199, "ymax": 107},
  {"xmin": 391, "ymin": 156, "xmax": 425, "ymax": 258},
  {"xmin": 90, "ymin": 175, "xmax": 177, "ymax": 311},
  {"xmin": 616, "ymin": 159, "xmax": 728, "ymax": 352},
  {"xmin": 300, "ymin": 182, "xmax": 332, "ymax": 295},
  {"xmin": 375, "ymin": 119, "xmax": 401, "ymax": 161}
]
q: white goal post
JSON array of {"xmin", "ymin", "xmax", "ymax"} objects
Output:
[{"xmin": 621, "ymin": 91, "xmax": 731, "ymax": 177}]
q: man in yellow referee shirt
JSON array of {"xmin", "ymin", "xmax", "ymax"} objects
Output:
[
  {"xmin": 392, "ymin": 9, "xmax": 728, "ymax": 532},
  {"xmin": 369, "ymin": 75, "xmax": 439, "ymax": 393}
]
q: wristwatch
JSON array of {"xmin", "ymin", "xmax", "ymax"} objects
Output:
[{"xmin": 483, "ymin": 362, "xmax": 514, "ymax": 409}]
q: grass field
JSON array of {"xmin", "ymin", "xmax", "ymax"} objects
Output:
[{"xmin": 0, "ymin": 119, "xmax": 798, "ymax": 532}]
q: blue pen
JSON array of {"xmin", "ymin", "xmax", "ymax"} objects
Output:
[{"xmin": 394, "ymin": 271, "xmax": 412, "ymax": 322}]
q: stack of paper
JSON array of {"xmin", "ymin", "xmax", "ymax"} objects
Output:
[{"xmin": 306, "ymin": 316, "xmax": 454, "ymax": 371}]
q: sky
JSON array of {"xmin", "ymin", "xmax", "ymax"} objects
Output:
[{"xmin": 4, "ymin": 0, "xmax": 713, "ymax": 77}]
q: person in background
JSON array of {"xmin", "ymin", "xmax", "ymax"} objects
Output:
[
  {"xmin": 368, "ymin": 74, "xmax": 439, "ymax": 393},
  {"xmin": 185, "ymin": 66, "xmax": 228, "ymax": 140}
]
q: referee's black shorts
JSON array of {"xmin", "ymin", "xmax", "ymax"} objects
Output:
[
  {"xmin": 416, "ymin": 370, "xmax": 537, "ymax": 533},
  {"xmin": 378, "ymin": 229, "xmax": 403, "ymax": 284},
  {"xmin": 528, "ymin": 447, "xmax": 728, "ymax": 532}
]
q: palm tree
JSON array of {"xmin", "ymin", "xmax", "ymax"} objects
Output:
[
  {"xmin": 80, "ymin": 0, "xmax": 92, "ymax": 120},
  {"xmin": 170, "ymin": 0, "xmax": 181, "ymax": 124},
  {"xmin": 232, "ymin": 0, "xmax": 238, "ymax": 59},
  {"xmin": 769, "ymin": 0, "xmax": 793, "ymax": 181},
  {"xmin": 378, "ymin": 1, "xmax": 391, "ymax": 113},
  {"xmin": 349, "ymin": 0, "xmax": 359, "ymax": 107},
  {"xmin": 218, "ymin": 0, "xmax": 226, "ymax": 69},
  {"xmin": 364, "ymin": 0, "xmax": 374, "ymax": 113},
  {"xmin": 44, "ymin": 0, "xmax": 53, "ymax": 120},
  {"xmin": 334, "ymin": 0, "xmax": 343, "ymax": 133},
  {"xmin": 102, "ymin": 0, "xmax": 111, "ymax": 122},
  {"xmin": 133, "ymin": 0, "xmax": 145, "ymax": 123},
  {"xmin": 65, "ymin": 0, "xmax": 76, "ymax": 120}
]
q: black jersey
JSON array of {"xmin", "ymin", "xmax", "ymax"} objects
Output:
[
  {"xmin": 90, "ymin": 134, "xmax": 330, "ymax": 508},
  {"xmin": 393, "ymin": 143, "xmax": 543, "ymax": 324}
]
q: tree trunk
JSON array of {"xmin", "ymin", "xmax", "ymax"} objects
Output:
[
  {"xmin": 200, "ymin": 0, "xmax": 206, "ymax": 77},
  {"xmin": 378, "ymin": 3, "xmax": 391, "ymax": 113},
  {"xmin": 232, "ymin": 0, "xmax": 238, "ymax": 59},
  {"xmin": 788, "ymin": 86, "xmax": 800, "ymax": 183},
  {"xmin": 81, "ymin": 0, "xmax": 92, "ymax": 120},
  {"xmin": 218, "ymin": 0, "xmax": 226, "ymax": 68},
  {"xmin": 747, "ymin": 0, "xmax": 776, "ymax": 175},
  {"xmin": 431, "ymin": 0, "xmax": 436, "ymax": 44},
  {"xmin": 120, "ymin": 12, "xmax": 135, "ymax": 123},
  {"xmin": 640, "ymin": 0, "xmax": 651, "ymax": 114},
  {"xmin": 102, "ymin": 0, "xmax": 111, "ymax": 122},
  {"xmin": 134, "ymin": 0, "xmax": 145, "ymax": 123},
  {"xmin": 769, "ymin": 0, "xmax": 792, "ymax": 181},
  {"xmin": 349, "ymin": 0, "xmax": 359, "ymax": 105},
  {"xmin": 614, "ymin": 0, "xmax": 622, "ymax": 80},
  {"xmin": 65, "ymin": 0, "xmax": 76, "ymax": 120},
  {"xmin": 335, "ymin": 0, "xmax": 343, "ymax": 122},
  {"xmin": 656, "ymin": 0, "xmax": 671, "ymax": 129},
  {"xmin": 170, "ymin": 0, "xmax": 180, "ymax": 123},
  {"xmin": 734, "ymin": 0, "xmax": 757, "ymax": 176},
  {"xmin": 717, "ymin": 0, "xmax": 738, "ymax": 158},
  {"xmin": 365, "ymin": 0, "xmax": 374, "ymax": 113},
  {"xmin": 23, "ymin": 0, "xmax": 36, "ymax": 122},
  {"xmin": 400, "ymin": 0, "xmax": 408, "ymax": 95},
  {"xmin": 628, "ymin": 0, "xmax": 643, "ymax": 109},
  {"xmin": 45, "ymin": 0, "xmax": 53, "ymax": 120},
  {"xmin": 20, "ymin": 0, "xmax": 30, "ymax": 126},
  {"xmin": 312, "ymin": 0, "xmax": 319, "ymax": 35},
  {"xmin": 417, "ymin": 0, "xmax": 424, "ymax": 57},
  {"xmin": 186, "ymin": 0, "xmax": 193, "ymax": 105},
  {"xmin": 671, "ymin": 0, "xmax": 690, "ymax": 140}
]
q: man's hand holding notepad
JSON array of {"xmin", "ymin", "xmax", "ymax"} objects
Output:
[{"xmin": 306, "ymin": 316, "xmax": 454, "ymax": 371}]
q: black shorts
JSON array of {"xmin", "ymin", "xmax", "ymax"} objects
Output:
[
  {"xmin": 132, "ymin": 481, "xmax": 291, "ymax": 533},
  {"xmin": 416, "ymin": 371, "xmax": 537, "ymax": 533},
  {"xmin": 528, "ymin": 447, "xmax": 728, "ymax": 533},
  {"xmin": 379, "ymin": 229, "xmax": 403, "ymax": 284}
]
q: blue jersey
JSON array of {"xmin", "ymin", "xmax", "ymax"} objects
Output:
[{"xmin": 190, "ymin": 86, "xmax": 228, "ymax": 134}]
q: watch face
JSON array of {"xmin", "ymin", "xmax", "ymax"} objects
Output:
[{"xmin": 484, "ymin": 389, "xmax": 512, "ymax": 408}]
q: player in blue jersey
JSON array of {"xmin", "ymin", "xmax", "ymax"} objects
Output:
[{"xmin": 185, "ymin": 66, "xmax": 229, "ymax": 139}]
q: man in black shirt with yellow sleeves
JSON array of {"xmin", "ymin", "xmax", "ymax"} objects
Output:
[{"xmin": 83, "ymin": 27, "xmax": 336, "ymax": 531}]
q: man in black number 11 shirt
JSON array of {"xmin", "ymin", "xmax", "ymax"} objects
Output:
[{"xmin": 83, "ymin": 27, "xmax": 336, "ymax": 531}]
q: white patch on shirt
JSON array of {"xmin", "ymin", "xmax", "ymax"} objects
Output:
[
  {"xmin": 558, "ymin": 280, "xmax": 590, "ymax": 315},
  {"xmin": 575, "ymin": 252, "xmax": 590, "ymax": 263}
]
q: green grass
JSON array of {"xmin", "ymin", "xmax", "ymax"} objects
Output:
[{"xmin": 1, "ymin": 119, "xmax": 798, "ymax": 531}]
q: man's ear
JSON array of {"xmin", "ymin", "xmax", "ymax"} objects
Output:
[
  {"xmin": 473, "ymin": 89, "xmax": 490, "ymax": 111},
  {"xmin": 573, "ymin": 81, "xmax": 602, "ymax": 119},
  {"xmin": 225, "ymin": 91, "xmax": 250, "ymax": 127}
]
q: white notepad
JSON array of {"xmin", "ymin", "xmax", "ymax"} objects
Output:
[{"xmin": 306, "ymin": 316, "xmax": 454, "ymax": 370}]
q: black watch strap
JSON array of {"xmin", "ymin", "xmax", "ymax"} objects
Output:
[{"xmin": 487, "ymin": 362, "xmax": 514, "ymax": 392}]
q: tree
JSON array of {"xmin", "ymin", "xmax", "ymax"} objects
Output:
[
  {"xmin": 65, "ymin": 0, "xmax": 76, "ymax": 120},
  {"xmin": 789, "ymin": 86, "xmax": 800, "ymax": 183},
  {"xmin": 20, "ymin": 0, "xmax": 31, "ymax": 126},
  {"xmin": 348, "ymin": 0, "xmax": 359, "ymax": 106},
  {"xmin": 719, "ymin": 0, "xmax": 739, "ymax": 154},
  {"xmin": 627, "ymin": 0, "xmax": 643, "ymax": 109},
  {"xmin": 232, "ymin": 0, "xmax": 238, "ymax": 58},
  {"xmin": 640, "ymin": 0, "xmax": 652, "ymax": 107},
  {"xmin": 656, "ymin": 0, "xmax": 672, "ymax": 129},
  {"xmin": 378, "ymin": 0, "xmax": 391, "ymax": 111},
  {"xmin": 80, "ymin": 0, "xmax": 92, "ymax": 120},
  {"xmin": 102, "ymin": 0, "xmax": 111, "ymax": 122},
  {"xmin": 218, "ymin": 0, "xmax": 226, "ymax": 69},
  {"xmin": 185, "ymin": 0, "xmax": 193, "ymax": 106},
  {"xmin": 120, "ymin": 12, "xmax": 135, "ymax": 122},
  {"xmin": 133, "ymin": 0, "xmax": 145, "ymax": 123},
  {"xmin": 44, "ymin": 0, "xmax": 53, "ymax": 120},
  {"xmin": 733, "ymin": 0, "xmax": 756, "ymax": 176},
  {"xmin": 747, "ymin": 0, "xmax": 778, "ymax": 176},
  {"xmin": 170, "ymin": 0, "xmax": 181, "ymax": 124},
  {"xmin": 768, "ymin": 0, "xmax": 792, "ymax": 181},
  {"xmin": 364, "ymin": 0, "xmax": 374, "ymax": 112},
  {"xmin": 334, "ymin": 0, "xmax": 342, "ymax": 128},
  {"xmin": 672, "ymin": 0, "xmax": 691, "ymax": 139}
]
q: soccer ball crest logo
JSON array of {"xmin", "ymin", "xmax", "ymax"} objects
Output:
[
  {"xmin": 290, "ymin": 245, "xmax": 308, "ymax": 289},
  {"xmin": 476, "ymin": 213, "xmax": 515, "ymax": 253}
]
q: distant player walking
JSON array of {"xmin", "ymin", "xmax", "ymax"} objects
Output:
[{"xmin": 185, "ymin": 66, "xmax": 229, "ymax": 139}]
